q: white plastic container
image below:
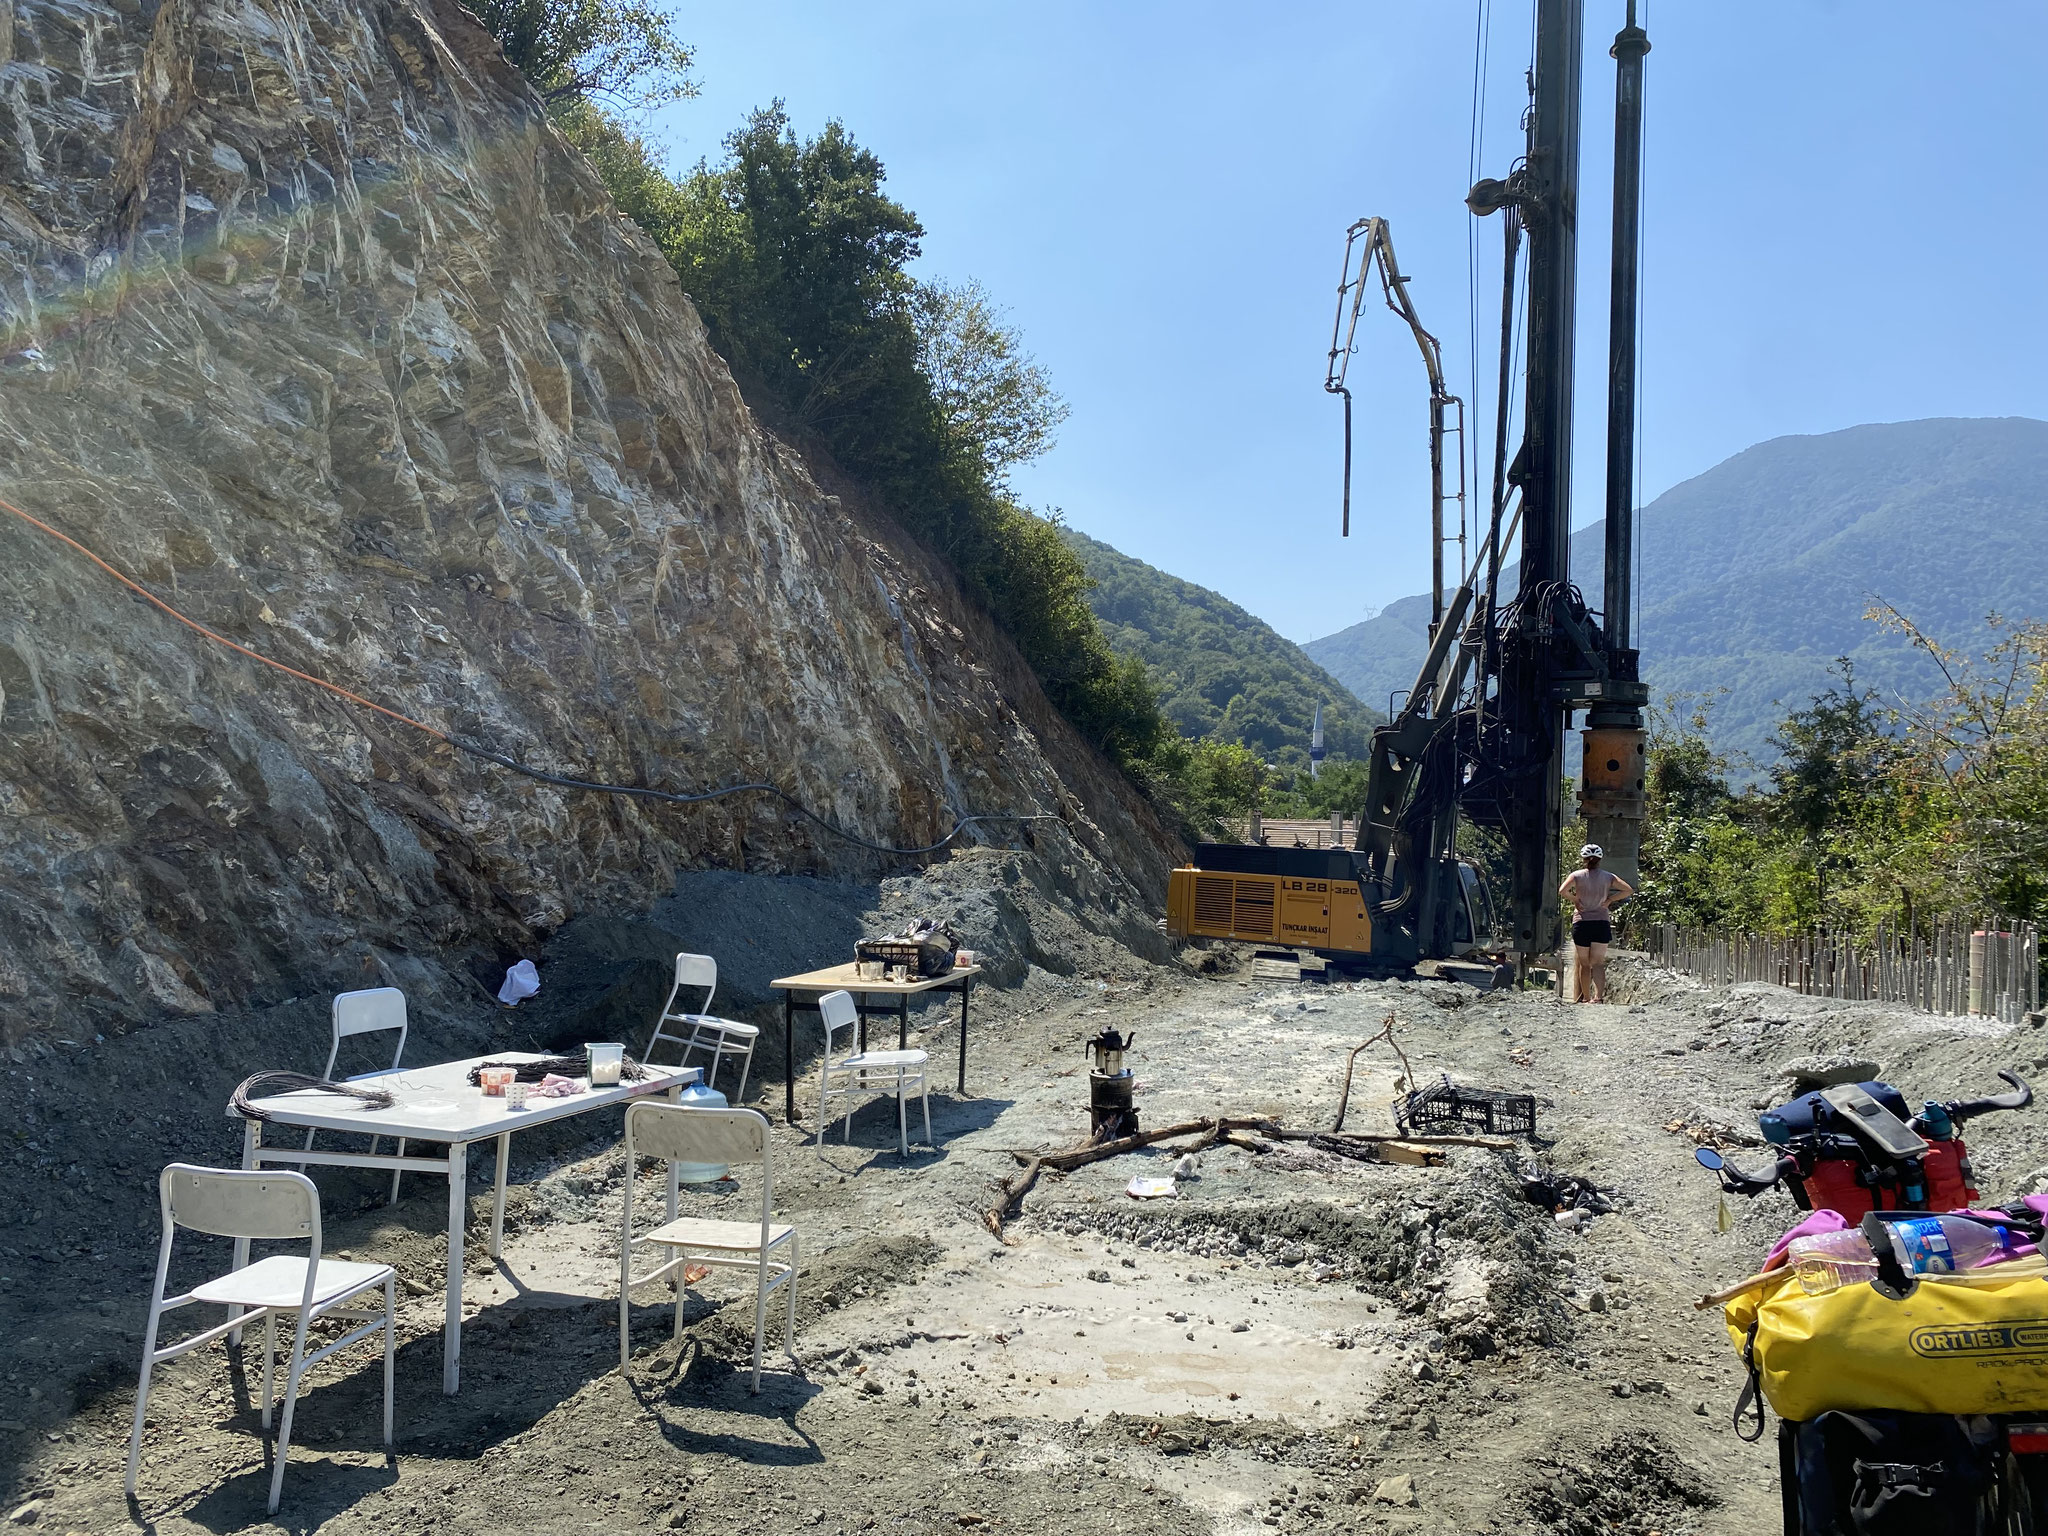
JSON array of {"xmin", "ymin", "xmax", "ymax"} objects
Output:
[
  {"xmin": 670, "ymin": 1079, "xmax": 730, "ymax": 1183},
  {"xmin": 586, "ymin": 1042, "xmax": 625, "ymax": 1086}
]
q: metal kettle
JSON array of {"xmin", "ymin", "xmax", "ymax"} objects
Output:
[{"xmin": 1087, "ymin": 1027, "xmax": 1133, "ymax": 1078}]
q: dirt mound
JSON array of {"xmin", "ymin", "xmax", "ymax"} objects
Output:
[
  {"xmin": 1525, "ymin": 1430, "xmax": 1720, "ymax": 1533},
  {"xmin": 1050, "ymin": 1166, "xmax": 1568, "ymax": 1358},
  {"xmin": 510, "ymin": 846, "xmax": 1176, "ymax": 1075}
]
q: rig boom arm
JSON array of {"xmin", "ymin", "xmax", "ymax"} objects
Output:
[{"xmin": 1325, "ymin": 217, "xmax": 1467, "ymax": 628}]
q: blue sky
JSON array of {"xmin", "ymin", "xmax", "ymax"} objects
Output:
[{"xmin": 646, "ymin": 3, "xmax": 2048, "ymax": 644}]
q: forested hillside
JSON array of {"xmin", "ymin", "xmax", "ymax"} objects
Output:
[
  {"xmin": 1060, "ymin": 530, "xmax": 1374, "ymax": 767},
  {"xmin": 460, "ymin": 13, "xmax": 1319, "ymax": 836},
  {"xmin": 1296, "ymin": 594, "xmax": 1434, "ymax": 730},
  {"xmin": 1306, "ymin": 417, "xmax": 2048, "ymax": 764}
]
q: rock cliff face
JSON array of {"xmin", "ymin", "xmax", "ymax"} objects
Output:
[{"xmin": 0, "ymin": 0, "xmax": 1178, "ymax": 1039}]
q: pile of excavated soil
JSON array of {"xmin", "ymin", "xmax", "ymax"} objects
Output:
[{"xmin": 7, "ymin": 916, "xmax": 2045, "ymax": 1534}]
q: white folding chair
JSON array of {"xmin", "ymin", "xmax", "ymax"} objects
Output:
[
  {"xmin": 815, "ymin": 989, "xmax": 932, "ymax": 1157},
  {"xmin": 312, "ymin": 988, "xmax": 410, "ymax": 1204},
  {"xmin": 644, "ymin": 953, "xmax": 760, "ymax": 1099},
  {"xmin": 617, "ymin": 1103, "xmax": 797, "ymax": 1391},
  {"xmin": 125, "ymin": 1165, "xmax": 396, "ymax": 1514}
]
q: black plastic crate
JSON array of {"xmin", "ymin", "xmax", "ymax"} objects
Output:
[
  {"xmin": 1397, "ymin": 1075, "xmax": 1538, "ymax": 1137},
  {"xmin": 854, "ymin": 927, "xmax": 957, "ymax": 978}
]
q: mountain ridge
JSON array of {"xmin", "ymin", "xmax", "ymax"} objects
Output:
[
  {"xmin": 1303, "ymin": 417, "xmax": 2048, "ymax": 760},
  {"xmin": 1059, "ymin": 527, "xmax": 1376, "ymax": 764}
]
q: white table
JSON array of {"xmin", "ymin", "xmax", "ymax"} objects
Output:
[{"xmin": 229, "ymin": 1053, "xmax": 700, "ymax": 1393}]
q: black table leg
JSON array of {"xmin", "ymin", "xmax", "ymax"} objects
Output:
[
  {"xmin": 783, "ymin": 992, "xmax": 796, "ymax": 1123},
  {"xmin": 899, "ymin": 993, "xmax": 909, "ymax": 1049},
  {"xmin": 957, "ymin": 978, "xmax": 971, "ymax": 1094}
]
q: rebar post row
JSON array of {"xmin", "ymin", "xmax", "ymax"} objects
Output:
[{"xmin": 1645, "ymin": 916, "xmax": 2042, "ymax": 1023}]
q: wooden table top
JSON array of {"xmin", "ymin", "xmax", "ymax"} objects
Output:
[{"xmin": 770, "ymin": 961, "xmax": 981, "ymax": 996}]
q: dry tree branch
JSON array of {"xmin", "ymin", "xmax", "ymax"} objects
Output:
[
  {"xmin": 1334, "ymin": 1011, "xmax": 1412, "ymax": 1132},
  {"xmin": 980, "ymin": 1116, "xmax": 1284, "ymax": 1241}
]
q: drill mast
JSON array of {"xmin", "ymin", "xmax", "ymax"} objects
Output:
[{"xmin": 1344, "ymin": 0, "xmax": 1651, "ymax": 971}]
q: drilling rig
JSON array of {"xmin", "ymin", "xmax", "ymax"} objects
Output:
[
  {"xmin": 1376, "ymin": 0, "xmax": 1654, "ymax": 970},
  {"xmin": 1165, "ymin": 0, "xmax": 1650, "ymax": 977}
]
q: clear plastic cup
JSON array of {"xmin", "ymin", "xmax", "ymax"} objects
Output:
[{"xmin": 586, "ymin": 1042, "xmax": 624, "ymax": 1086}]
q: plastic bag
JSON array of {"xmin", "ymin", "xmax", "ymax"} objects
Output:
[{"xmin": 497, "ymin": 958, "xmax": 540, "ymax": 1006}]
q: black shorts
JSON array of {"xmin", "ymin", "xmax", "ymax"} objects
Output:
[{"xmin": 1571, "ymin": 920, "xmax": 1613, "ymax": 948}]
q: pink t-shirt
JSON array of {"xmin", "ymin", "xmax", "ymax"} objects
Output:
[{"xmin": 1563, "ymin": 868, "xmax": 1620, "ymax": 922}]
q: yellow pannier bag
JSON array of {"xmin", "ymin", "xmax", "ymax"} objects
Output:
[{"xmin": 1725, "ymin": 1268, "xmax": 2048, "ymax": 1420}]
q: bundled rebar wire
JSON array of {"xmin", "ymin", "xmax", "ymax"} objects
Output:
[
  {"xmin": 232, "ymin": 1070, "xmax": 397, "ymax": 1122},
  {"xmin": 466, "ymin": 1053, "xmax": 649, "ymax": 1086}
]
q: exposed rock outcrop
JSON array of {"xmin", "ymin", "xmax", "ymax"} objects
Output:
[{"xmin": 0, "ymin": 0, "xmax": 1178, "ymax": 1039}]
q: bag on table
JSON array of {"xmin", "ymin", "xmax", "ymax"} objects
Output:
[{"xmin": 856, "ymin": 918, "xmax": 959, "ymax": 978}]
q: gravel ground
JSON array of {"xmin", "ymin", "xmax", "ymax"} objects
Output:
[{"xmin": 5, "ymin": 914, "xmax": 2045, "ymax": 1536}]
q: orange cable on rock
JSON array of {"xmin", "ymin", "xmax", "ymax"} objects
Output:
[
  {"xmin": 0, "ymin": 493, "xmax": 451, "ymax": 741},
  {"xmin": 0, "ymin": 493, "xmax": 1061, "ymax": 856}
]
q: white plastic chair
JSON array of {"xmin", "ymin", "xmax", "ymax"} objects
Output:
[
  {"xmin": 312, "ymin": 988, "xmax": 410, "ymax": 1204},
  {"xmin": 815, "ymin": 989, "xmax": 932, "ymax": 1157},
  {"xmin": 126, "ymin": 1165, "xmax": 396, "ymax": 1514},
  {"xmin": 644, "ymin": 953, "xmax": 760, "ymax": 1099},
  {"xmin": 617, "ymin": 1103, "xmax": 797, "ymax": 1391}
]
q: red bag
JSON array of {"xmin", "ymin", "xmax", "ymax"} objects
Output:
[{"xmin": 1798, "ymin": 1138, "xmax": 1978, "ymax": 1222}]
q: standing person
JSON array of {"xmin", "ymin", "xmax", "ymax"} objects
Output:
[{"xmin": 1559, "ymin": 844, "xmax": 1633, "ymax": 1003}]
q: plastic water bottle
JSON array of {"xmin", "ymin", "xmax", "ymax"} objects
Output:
[
  {"xmin": 1787, "ymin": 1229, "xmax": 1878, "ymax": 1295},
  {"xmin": 669, "ymin": 1079, "xmax": 730, "ymax": 1184},
  {"xmin": 1883, "ymin": 1215, "xmax": 2013, "ymax": 1276}
]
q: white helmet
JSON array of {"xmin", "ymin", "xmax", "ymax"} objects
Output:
[{"xmin": 1580, "ymin": 843, "xmax": 1603, "ymax": 860}]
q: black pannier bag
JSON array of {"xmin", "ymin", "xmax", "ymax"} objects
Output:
[{"xmin": 1784, "ymin": 1412, "xmax": 2013, "ymax": 1535}]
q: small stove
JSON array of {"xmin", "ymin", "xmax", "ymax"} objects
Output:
[{"xmin": 1086, "ymin": 1026, "xmax": 1138, "ymax": 1139}]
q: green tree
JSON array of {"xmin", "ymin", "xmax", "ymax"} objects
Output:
[
  {"xmin": 1201, "ymin": 742, "xmax": 1268, "ymax": 822},
  {"xmin": 1868, "ymin": 606, "xmax": 2048, "ymax": 919},
  {"xmin": 911, "ymin": 280, "xmax": 1070, "ymax": 482},
  {"xmin": 669, "ymin": 108, "xmax": 928, "ymax": 438},
  {"xmin": 472, "ymin": 0, "xmax": 694, "ymax": 110},
  {"xmin": 1628, "ymin": 614, "xmax": 2048, "ymax": 939},
  {"xmin": 1762, "ymin": 660, "xmax": 1897, "ymax": 921},
  {"xmin": 549, "ymin": 103, "xmax": 1173, "ymax": 773},
  {"xmin": 1766, "ymin": 661, "xmax": 1889, "ymax": 840},
  {"xmin": 1633, "ymin": 693, "xmax": 1764, "ymax": 930}
]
